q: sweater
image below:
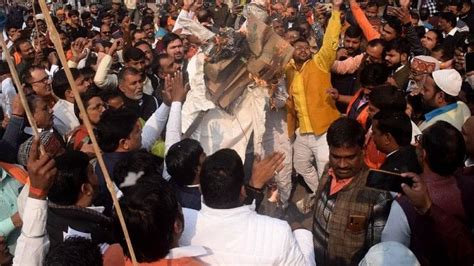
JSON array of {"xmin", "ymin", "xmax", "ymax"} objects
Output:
[{"xmin": 286, "ymin": 10, "xmax": 341, "ymax": 138}]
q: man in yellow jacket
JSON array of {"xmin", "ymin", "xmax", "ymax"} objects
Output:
[{"xmin": 286, "ymin": 0, "xmax": 342, "ymax": 199}]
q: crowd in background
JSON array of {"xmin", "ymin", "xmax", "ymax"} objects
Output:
[{"xmin": 0, "ymin": 0, "xmax": 473, "ymax": 265}]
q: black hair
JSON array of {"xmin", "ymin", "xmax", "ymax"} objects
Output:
[
  {"xmin": 327, "ymin": 117, "xmax": 365, "ymax": 148},
  {"xmin": 419, "ymin": 7, "xmax": 430, "ymax": 21},
  {"xmin": 52, "ymin": 69, "xmax": 81, "ymax": 100},
  {"xmin": 369, "ymin": 84, "xmax": 407, "ymax": 112},
  {"xmin": 134, "ymin": 40, "xmax": 153, "ymax": 50},
  {"xmin": 345, "ymin": 25, "xmax": 363, "ymax": 39},
  {"xmin": 44, "ymin": 237, "xmax": 103, "ymax": 266},
  {"xmin": 166, "ymin": 139, "xmax": 204, "ymax": 187},
  {"xmin": 74, "ymin": 87, "xmax": 101, "ymax": 121},
  {"xmin": 440, "ymin": 12, "xmax": 457, "ymax": 28},
  {"xmin": 360, "ymin": 63, "xmax": 389, "ymax": 87},
  {"xmin": 118, "ymin": 67, "xmax": 142, "ymax": 84},
  {"xmin": 427, "ymin": 29, "xmax": 444, "ymax": 46},
  {"xmin": 162, "ymin": 33, "xmax": 182, "ymax": 50},
  {"xmin": 81, "ymin": 11, "xmax": 92, "ymax": 20},
  {"xmin": 117, "ymin": 180, "xmax": 180, "ymax": 262},
  {"xmin": 385, "ymin": 38, "xmax": 410, "ymax": 55},
  {"xmin": 421, "ymin": 121, "xmax": 465, "ymax": 176},
  {"xmin": 373, "ymin": 111, "xmax": 412, "ymax": 146},
  {"xmin": 0, "ymin": 61, "xmax": 9, "ymax": 76},
  {"xmin": 123, "ymin": 47, "xmax": 145, "ymax": 63},
  {"xmin": 100, "ymin": 88, "xmax": 124, "ymax": 103},
  {"xmin": 69, "ymin": 9, "xmax": 80, "ymax": 17},
  {"xmin": 384, "ymin": 16, "xmax": 402, "ymax": 36},
  {"xmin": 367, "ymin": 1, "xmax": 378, "ymax": 7},
  {"xmin": 200, "ymin": 149, "xmax": 244, "ymax": 209},
  {"xmin": 113, "ymin": 149, "xmax": 164, "ymax": 188},
  {"xmin": 141, "ymin": 16, "xmax": 154, "ymax": 28},
  {"xmin": 96, "ymin": 108, "xmax": 139, "ymax": 152},
  {"xmin": 431, "ymin": 45, "xmax": 453, "ymax": 61},
  {"xmin": 293, "ymin": 37, "xmax": 309, "ymax": 45},
  {"xmin": 26, "ymin": 94, "xmax": 43, "ymax": 113},
  {"xmin": 14, "ymin": 38, "xmax": 31, "ymax": 54},
  {"xmin": 196, "ymin": 8, "xmax": 212, "ymax": 23},
  {"xmin": 48, "ymin": 151, "xmax": 90, "ymax": 205}
]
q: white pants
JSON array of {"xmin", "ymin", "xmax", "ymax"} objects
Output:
[
  {"xmin": 293, "ymin": 129, "xmax": 329, "ymax": 192},
  {"xmin": 262, "ymin": 109, "xmax": 292, "ymax": 206}
]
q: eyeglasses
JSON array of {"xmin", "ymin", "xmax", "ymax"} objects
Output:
[{"xmin": 30, "ymin": 76, "xmax": 50, "ymax": 84}]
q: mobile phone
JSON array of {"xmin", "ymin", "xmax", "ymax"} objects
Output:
[{"xmin": 366, "ymin": 169, "xmax": 413, "ymax": 193}]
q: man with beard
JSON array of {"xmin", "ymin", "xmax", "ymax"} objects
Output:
[
  {"xmin": 163, "ymin": 33, "xmax": 186, "ymax": 70},
  {"xmin": 419, "ymin": 69, "xmax": 471, "ymax": 131},
  {"xmin": 141, "ymin": 18, "xmax": 157, "ymax": 49},
  {"xmin": 385, "ymin": 39, "xmax": 411, "ymax": 90},
  {"xmin": 407, "ymin": 55, "xmax": 440, "ymax": 95},
  {"xmin": 286, "ymin": 0, "xmax": 342, "ymax": 208}
]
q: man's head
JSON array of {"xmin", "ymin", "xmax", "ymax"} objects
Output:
[
  {"xmin": 420, "ymin": 121, "xmax": 465, "ymax": 176},
  {"xmin": 15, "ymin": 38, "xmax": 35, "ymax": 61},
  {"xmin": 89, "ymin": 3, "xmax": 98, "ymax": 14},
  {"xmin": 366, "ymin": 39, "xmax": 385, "ymax": 64},
  {"xmin": 421, "ymin": 29, "xmax": 443, "ymax": 51},
  {"xmin": 118, "ymin": 67, "xmax": 144, "ymax": 101},
  {"xmin": 384, "ymin": 39, "xmax": 410, "ymax": 68},
  {"xmin": 327, "ymin": 118, "xmax": 366, "ymax": 179},
  {"xmin": 462, "ymin": 116, "xmax": 474, "ymax": 159},
  {"xmin": 44, "ymin": 237, "xmax": 102, "ymax": 266},
  {"xmin": 58, "ymin": 30, "xmax": 71, "ymax": 50},
  {"xmin": 163, "ymin": 33, "xmax": 184, "ymax": 63},
  {"xmin": 22, "ymin": 65, "xmax": 53, "ymax": 98},
  {"xmin": 200, "ymin": 149, "xmax": 245, "ymax": 209},
  {"xmin": 166, "ymin": 139, "xmax": 205, "ymax": 187},
  {"xmin": 292, "ymin": 38, "xmax": 311, "ymax": 64},
  {"xmin": 134, "ymin": 41, "xmax": 154, "ymax": 68},
  {"xmin": 100, "ymin": 88, "xmax": 125, "ymax": 110},
  {"xmin": 421, "ymin": 69, "xmax": 461, "ymax": 112},
  {"xmin": 132, "ymin": 29, "xmax": 147, "ymax": 45},
  {"xmin": 285, "ymin": 27, "xmax": 301, "ymax": 45},
  {"xmin": 141, "ymin": 19, "xmax": 155, "ymax": 40},
  {"xmin": 157, "ymin": 54, "xmax": 180, "ymax": 78},
  {"xmin": 97, "ymin": 108, "xmax": 141, "ymax": 153},
  {"xmin": 372, "ymin": 111, "xmax": 412, "ymax": 154},
  {"xmin": 81, "ymin": 11, "xmax": 93, "ymax": 28},
  {"xmin": 368, "ymin": 84, "xmax": 407, "ymax": 119},
  {"xmin": 48, "ymin": 151, "xmax": 98, "ymax": 207},
  {"xmin": 52, "ymin": 69, "xmax": 89, "ymax": 102},
  {"xmin": 69, "ymin": 9, "xmax": 81, "ymax": 25},
  {"xmin": 272, "ymin": 19, "xmax": 286, "ymax": 37},
  {"xmin": 118, "ymin": 180, "xmax": 183, "ymax": 262},
  {"xmin": 75, "ymin": 88, "xmax": 106, "ymax": 126},
  {"xmin": 100, "ymin": 24, "xmax": 112, "ymax": 42},
  {"xmin": 37, "ymin": 19, "xmax": 47, "ymax": 33},
  {"xmin": 360, "ymin": 63, "xmax": 389, "ymax": 95},
  {"xmin": 380, "ymin": 18, "xmax": 402, "ymax": 42},
  {"xmin": 124, "ymin": 47, "xmax": 146, "ymax": 74},
  {"xmin": 438, "ymin": 12, "xmax": 457, "ymax": 33},
  {"xmin": 365, "ymin": 1, "xmax": 379, "ymax": 18},
  {"xmin": 6, "ymin": 23, "xmax": 21, "ymax": 41},
  {"xmin": 344, "ymin": 26, "xmax": 363, "ymax": 56},
  {"xmin": 27, "ymin": 94, "xmax": 53, "ymax": 130}
]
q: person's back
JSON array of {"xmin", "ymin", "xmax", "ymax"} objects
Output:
[{"xmin": 180, "ymin": 149, "xmax": 309, "ymax": 265}]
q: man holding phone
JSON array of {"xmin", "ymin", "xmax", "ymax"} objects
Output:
[
  {"xmin": 312, "ymin": 118, "xmax": 392, "ymax": 265},
  {"xmin": 382, "ymin": 121, "xmax": 474, "ymax": 265}
]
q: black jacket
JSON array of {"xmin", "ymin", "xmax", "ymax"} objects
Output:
[
  {"xmin": 47, "ymin": 203, "xmax": 116, "ymax": 249},
  {"xmin": 380, "ymin": 146, "xmax": 422, "ymax": 174}
]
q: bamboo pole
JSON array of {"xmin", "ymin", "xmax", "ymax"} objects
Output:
[
  {"xmin": 0, "ymin": 34, "xmax": 46, "ymax": 155},
  {"xmin": 37, "ymin": 2, "xmax": 138, "ymax": 265}
]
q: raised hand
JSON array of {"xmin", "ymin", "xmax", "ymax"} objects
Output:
[
  {"xmin": 27, "ymin": 137, "xmax": 57, "ymax": 200},
  {"xmin": 121, "ymin": 16, "xmax": 131, "ymax": 33},
  {"xmin": 249, "ymin": 152, "xmax": 285, "ymax": 189},
  {"xmin": 0, "ymin": 237, "xmax": 12, "ymax": 265},
  {"xmin": 400, "ymin": 172, "xmax": 432, "ymax": 215}
]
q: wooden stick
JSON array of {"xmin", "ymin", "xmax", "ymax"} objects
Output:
[
  {"xmin": 37, "ymin": 2, "xmax": 138, "ymax": 265},
  {"xmin": 0, "ymin": 34, "xmax": 46, "ymax": 155}
]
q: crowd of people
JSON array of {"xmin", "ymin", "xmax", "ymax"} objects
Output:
[{"xmin": 0, "ymin": 0, "xmax": 473, "ymax": 265}]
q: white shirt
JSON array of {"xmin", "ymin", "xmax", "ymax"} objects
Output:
[
  {"xmin": 53, "ymin": 99, "xmax": 80, "ymax": 136},
  {"xmin": 180, "ymin": 202, "xmax": 315, "ymax": 265},
  {"xmin": 381, "ymin": 201, "xmax": 411, "ymax": 247},
  {"xmin": 1, "ymin": 77, "xmax": 17, "ymax": 117}
]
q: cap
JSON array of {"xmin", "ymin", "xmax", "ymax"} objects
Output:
[
  {"xmin": 432, "ymin": 69, "xmax": 462, "ymax": 96},
  {"xmin": 17, "ymin": 131, "xmax": 65, "ymax": 167},
  {"xmin": 411, "ymin": 55, "xmax": 440, "ymax": 74},
  {"xmin": 359, "ymin": 241, "xmax": 420, "ymax": 266}
]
